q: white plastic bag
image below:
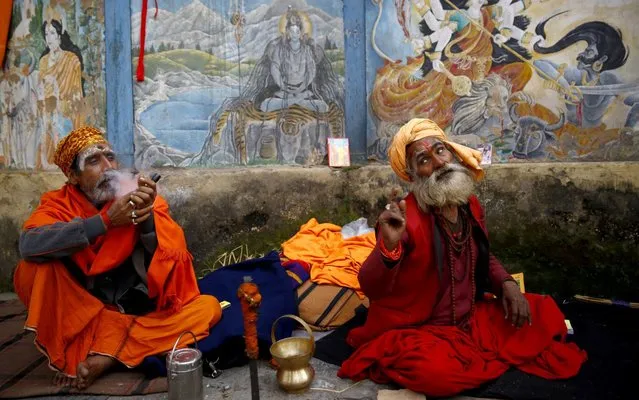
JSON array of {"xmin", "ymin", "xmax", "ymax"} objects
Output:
[{"xmin": 341, "ymin": 217, "xmax": 374, "ymax": 239}]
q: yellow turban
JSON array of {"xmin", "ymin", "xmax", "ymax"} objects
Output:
[
  {"xmin": 388, "ymin": 118, "xmax": 484, "ymax": 182},
  {"xmin": 54, "ymin": 126, "xmax": 109, "ymax": 176}
]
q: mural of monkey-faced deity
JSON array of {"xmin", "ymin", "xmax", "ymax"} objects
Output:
[{"xmin": 368, "ymin": 0, "xmax": 639, "ymax": 163}]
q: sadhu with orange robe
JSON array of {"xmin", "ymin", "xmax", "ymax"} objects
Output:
[{"xmin": 14, "ymin": 126, "xmax": 222, "ymax": 389}]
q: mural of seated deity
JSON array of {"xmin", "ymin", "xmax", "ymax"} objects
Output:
[{"xmin": 189, "ymin": 6, "xmax": 344, "ymax": 166}]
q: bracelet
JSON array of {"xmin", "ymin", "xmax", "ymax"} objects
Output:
[{"xmin": 380, "ymin": 239, "xmax": 402, "ymax": 261}]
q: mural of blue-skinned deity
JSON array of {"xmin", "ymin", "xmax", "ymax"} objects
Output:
[{"xmin": 132, "ymin": 0, "xmax": 345, "ymax": 168}]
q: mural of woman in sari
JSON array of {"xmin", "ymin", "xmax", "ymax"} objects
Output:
[{"xmin": 37, "ymin": 19, "xmax": 84, "ymax": 169}]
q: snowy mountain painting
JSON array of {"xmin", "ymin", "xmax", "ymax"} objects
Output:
[{"xmin": 132, "ymin": 0, "xmax": 345, "ymax": 169}]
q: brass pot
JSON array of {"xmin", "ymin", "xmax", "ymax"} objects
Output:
[{"xmin": 269, "ymin": 314, "xmax": 315, "ymax": 393}]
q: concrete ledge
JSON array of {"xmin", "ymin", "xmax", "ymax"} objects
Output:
[{"xmin": 1, "ymin": 162, "xmax": 638, "ymax": 300}]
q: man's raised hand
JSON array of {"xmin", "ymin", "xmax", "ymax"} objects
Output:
[{"xmin": 378, "ymin": 188, "xmax": 407, "ymax": 251}]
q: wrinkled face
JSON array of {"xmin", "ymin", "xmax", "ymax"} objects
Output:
[
  {"xmin": 44, "ymin": 23, "xmax": 60, "ymax": 52},
  {"xmin": 407, "ymin": 137, "xmax": 475, "ymax": 209},
  {"xmin": 407, "ymin": 137, "xmax": 454, "ymax": 178},
  {"xmin": 577, "ymin": 43, "xmax": 599, "ymax": 70},
  {"xmin": 288, "ymin": 24, "xmax": 301, "ymax": 41},
  {"xmin": 68, "ymin": 144, "xmax": 120, "ymax": 204}
]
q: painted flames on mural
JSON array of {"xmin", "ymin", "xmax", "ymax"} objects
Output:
[{"xmin": 368, "ymin": 0, "xmax": 639, "ymax": 163}]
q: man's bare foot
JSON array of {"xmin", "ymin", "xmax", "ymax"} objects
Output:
[
  {"xmin": 53, "ymin": 372, "xmax": 75, "ymax": 387},
  {"xmin": 75, "ymin": 355, "xmax": 118, "ymax": 390}
]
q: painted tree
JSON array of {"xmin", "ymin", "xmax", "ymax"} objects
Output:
[
  {"xmin": 10, "ymin": 2, "xmax": 22, "ymax": 34},
  {"xmin": 29, "ymin": 0, "xmax": 45, "ymax": 66}
]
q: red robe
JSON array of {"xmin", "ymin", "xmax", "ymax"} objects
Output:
[{"xmin": 338, "ymin": 194, "xmax": 587, "ymax": 396}]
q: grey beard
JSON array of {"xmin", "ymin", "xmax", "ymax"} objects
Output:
[
  {"xmin": 410, "ymin": 164, "xmax": 476, "ymax": 210},
  {"xmin": 82, "ymin": 169, "xmax": 121, "ymax": 204}
]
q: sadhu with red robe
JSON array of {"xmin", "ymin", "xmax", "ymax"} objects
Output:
[
  {"xmin": 14, "ymin": 126, "xmax": 222, "ymax": 389},
  {"xmin": 338, "ymin": 119, "xmax": 587, "ymax": 397}
]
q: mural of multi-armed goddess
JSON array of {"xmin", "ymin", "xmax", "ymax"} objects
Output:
[
  {"xmin": 133, "ymin": 0, "xmax": 345, "ymax": 168},
  {"xmin": 367, "ymin": 0, "xmax": 639, "ymax": 163}
]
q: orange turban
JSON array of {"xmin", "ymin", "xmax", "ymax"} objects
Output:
[
  {"xmin": 54, "ymin": 126, "xmax": 109, "ymax": 176},
  {"xmin": 388, "ymin": 118, "xmax": 484, "ymax": 182}
]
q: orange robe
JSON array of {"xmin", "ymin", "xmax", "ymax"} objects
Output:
[
  {"xmin": 280, "ymin": 218, "xmax": 376, "ymax": 298},
  {"xmin": 14, "ymin": 184, "xmax": 222, "ymax": 377}
]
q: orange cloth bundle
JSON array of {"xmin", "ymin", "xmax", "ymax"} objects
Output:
[{"xmin": 281, "ymin": 218, "xmax": 376, "ymax": 298}]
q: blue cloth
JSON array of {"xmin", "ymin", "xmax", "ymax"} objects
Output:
[{"xmin": 140, "ymin": 251, "xmax": 298, "ymax": 377}]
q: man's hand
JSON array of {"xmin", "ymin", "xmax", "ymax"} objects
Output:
[
  {"xmin": 502, "ymin": 280, "xmax": 532, "ymax": 328},
  {"xmin": 135, "ymin": 175, "xmax": 157, "ymax": 205},
  {"xmin": 107, "ymin": 194, "xmax": 153, "ymax": 227},
  {"xmin": 378, "ymin": 189, "xmax": 407, "ymax": 251}
]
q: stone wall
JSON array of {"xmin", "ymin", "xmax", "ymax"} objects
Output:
[{"xmin": 1, "ymin": 163, "xmax": 637, "ymax": 301}]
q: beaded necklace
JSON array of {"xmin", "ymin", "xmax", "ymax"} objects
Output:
[{"xmin": 436, "ymin": 207, "xmax": 477, "ymax": 326}]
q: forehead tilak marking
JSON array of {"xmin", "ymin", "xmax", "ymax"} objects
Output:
[
  {"xmin": 409, "ymin": 137, "xmax": 443, "ymax": 156},
  {"xmin": 77, "ymin": 144, "xmax": 113, "ymax": 170}
]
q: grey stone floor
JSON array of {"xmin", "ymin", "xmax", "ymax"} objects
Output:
[
  {"xmin": 22, "ymin": 359, "xmax": 496, "ymax": 400},
  {"xmin": 2, "ymin": 292, "xmax": 491, "ymax": 400},
  {"xmin": 23, "ymin": 358, "xmax": 494, "ymax": 400}
]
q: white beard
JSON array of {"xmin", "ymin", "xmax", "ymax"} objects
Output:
[
  {"xmin": 82, "ymin": 169, "xmax": 120, "ymax": 204},
  {"xmin": 410, "ymin": 163, "xmax": 476, "ymax": 211}
]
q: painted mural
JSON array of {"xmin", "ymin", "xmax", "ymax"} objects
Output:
[
  {"xmin": 0, "ymin": 0, "xmax": 106, "ymax": 169},
  {"xmin": 367, "ymin": 0, "xmax": 639, "ymax": 163},
  {"xmin": 133, "ymin": 0, "xmax": 345, "ymax": 169}
]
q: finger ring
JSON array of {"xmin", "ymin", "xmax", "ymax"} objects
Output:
[
  {"xmin": 131, "ymin": 211, "xmax": 137, "ymax": 218},
  {"xmin": 132, "ymin": 218, "xmax": 138, "ymax": 225},
  {"xmin": 385, "ymin": 204, "xmax": 391, "ymax": 210},
  {"xmin": 128, "ymin": 200, "xmax": 135, "ymax": 208}
]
